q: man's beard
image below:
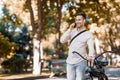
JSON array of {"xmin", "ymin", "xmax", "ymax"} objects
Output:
[{"xmin": 76, "ymin": 24, "xmax": 83, "ymax": 28}]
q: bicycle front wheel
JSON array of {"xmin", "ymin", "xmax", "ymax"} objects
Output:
[{"xmin": 98, "ymin": 74, "xmax": 108, "ymax": 80}]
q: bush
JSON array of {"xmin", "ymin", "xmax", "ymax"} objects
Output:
[{"xmin": 1, "ymin": 54, "xmax": 26, "ymax": 73}]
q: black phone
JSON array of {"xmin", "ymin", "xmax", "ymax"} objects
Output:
[{"xmin": 74, "ymin": 23, "xmax": 76, "ymax": 28}]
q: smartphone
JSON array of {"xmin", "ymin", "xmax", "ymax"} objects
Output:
[{"xmin": 74, "ymin": 23, "xmax": 76, "ymax": 28}]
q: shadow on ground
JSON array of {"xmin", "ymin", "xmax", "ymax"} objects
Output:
[
  {"xmin": 9, "ymin": 76, "xmax": 49, "ymax": 80},
  {"xmin": 0, "ymin": 73, "xmax": 66, "ymax": 80}
]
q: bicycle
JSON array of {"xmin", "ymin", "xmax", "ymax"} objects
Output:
[{"xmin": 72, "ymin": 51, "xmax": 115, "ymax": 80}]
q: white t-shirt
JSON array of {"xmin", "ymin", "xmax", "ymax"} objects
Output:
[{"xmin": 60, "ymin": 28, "xmax": 95, "ymax": 64}]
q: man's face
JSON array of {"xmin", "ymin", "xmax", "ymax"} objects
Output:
[{"xmin": 75, "ymin": 15, "xmax": 86, "ymax": 28}]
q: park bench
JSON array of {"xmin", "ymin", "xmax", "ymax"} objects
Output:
[
  {"xmin": 50, "ymin": 59, "xmax": 66, "ymax": 77},
  {"xmin": 42, "ymin": 59, "xmax": 66, "ymax": 77},
  {"xmin": 51, "ymin": 59, "xmax": 66, "ymax": 72}
]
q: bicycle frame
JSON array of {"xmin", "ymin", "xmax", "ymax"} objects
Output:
[{"xmin": 72, "ymin": 51, "xmax": 115, "ymax": 80}]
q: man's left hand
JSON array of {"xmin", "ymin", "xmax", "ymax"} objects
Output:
[{"xmin": 86, "ymin": 56, "xmax": 92, "ymax": 62}]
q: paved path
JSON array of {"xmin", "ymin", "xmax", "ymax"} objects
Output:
[
  {"xmin": 39, "ymin": 77, "xmax": 120, "ymax": 80},
  {"xmin": 106, "ymin": 68, "xmax": 120, "ymax": 77},
  {"xmin": 0, "ymin": 68, "xmax": 120, "ymax": 80}
]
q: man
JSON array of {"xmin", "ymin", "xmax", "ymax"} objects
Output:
[{"xmin": 60, "ymin": 12, "xmax": 95, "ymax": 80}]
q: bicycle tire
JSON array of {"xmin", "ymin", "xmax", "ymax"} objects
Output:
[
  {"xmin": 85, "ymin": 76, "xmax": 93, "ymax": 80},
  {"xmin": 87, "ymin": 77, "xmax": 93, "ymax": 80},
  {"xmin": 98, "ymin": 74, "xmax": 108, "ymax": 80}
]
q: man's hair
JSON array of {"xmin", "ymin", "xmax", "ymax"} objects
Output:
[{"xmin": 76, "ymin": 12, "xmax": 86, "ymax": 19}]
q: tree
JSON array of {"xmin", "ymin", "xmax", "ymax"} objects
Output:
[
  {"xmin": 25, "ymin": 0, "xmax": 70, "ymax": 74},
  {"xmin": 0, "ymin": 6, "xmax": 22, "ymax": 58},
  {"xmin": 25, "ymin": 0, "xmax": 44, "ymax": 75},
  {"xmin": 0, "ymin": 3, "xmax": 33, "ymax": 73}
]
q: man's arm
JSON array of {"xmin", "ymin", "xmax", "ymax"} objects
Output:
[
  {"xmin": 87, "ymin": 33, "xmax": 95, "ymax": 61},
  {"xmin": 60, "ymin": 23, "xmax": 75, "ymax": 43},
  {"xmin": 60, "ymin": 29, "xmax": 71, "ymax": 43}
]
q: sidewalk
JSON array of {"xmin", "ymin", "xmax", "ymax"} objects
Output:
[
  {"xmin": 0, "ymin": 74, "xmax": 120, "ymax": 80},
  {"xmin": 0, "ymin": 68, "xmax": 120, "ymax": 80}
]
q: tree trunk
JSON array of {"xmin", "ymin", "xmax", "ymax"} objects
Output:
[
  {"xmin": 32, "ymin": 37, "xmax": 41, "ymax": 75},
  {"xmin": 26, "ymin": 0, "xmax": 43, "ymax": 75},
  {"xmin": 55, "ymin": 0, "xmax": 62, "ymax": 58},
  {"xmin": 26, "ymin": 0, "xmax": 36, "ymax": 33}
]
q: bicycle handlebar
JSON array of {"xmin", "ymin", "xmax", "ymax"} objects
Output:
[
  {"xmin": 72, "ymin": 51, "xmax": 115, "ymax": 61},
  {"xmin": 72, "ymin": 51, "xmax": 88, "ymax": 61},
  {"xmin": 94, "ymin": 51, "xmax": 115, "ymax": 59}
]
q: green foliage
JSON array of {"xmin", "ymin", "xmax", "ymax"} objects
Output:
[
  {"xmin": 0, "ymin": 6, "xmax": 23, "ymax": 42},
  {"xmin": 0, "ymin": 6, "xmax": 22, "ymax": 58},
  {"xmin": 1, "ymin": 7, "xmax": 22, "ymax": 26},
  {"xmin": 63, "ymin": 0, "xmax": 120, "ymax": 24},
  {"xmin": 0, "ymin": 5, "xmax": 32, "ymax": 58},
  {"xmin": 0, "ymin": 33, "xmax": 17, "ymax": 58},
  {"xmin": 1, "ymin": 54, "xmax": 26, "ymax": 73},
  {"xmin": 43, "ymin": 47, "xmax": 54, "ymax": 56}
]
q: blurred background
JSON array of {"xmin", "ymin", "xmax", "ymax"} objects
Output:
[{"xmin": 0, "ymin": 0, "xmax": 120, "ymax": 78}]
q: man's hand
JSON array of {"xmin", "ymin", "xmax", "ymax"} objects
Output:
[
  {"xmin": 69, "ymin": 23, "xmax": 76, "ymax": 30},
  {"xmin": 86, "ymin": 56, "xmax": 93, "ymax": 62}
]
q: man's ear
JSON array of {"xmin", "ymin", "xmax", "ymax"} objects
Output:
[{"xmin": 84, "ymin": 19, "xmax": 86, "ymax": 23}]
